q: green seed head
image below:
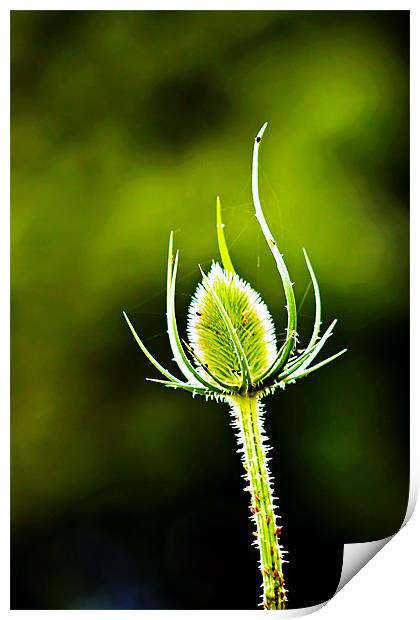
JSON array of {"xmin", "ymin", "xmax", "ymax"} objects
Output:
[{"xmin": 187, "ymin": 262, "xmax": 277, "ymax": 387}]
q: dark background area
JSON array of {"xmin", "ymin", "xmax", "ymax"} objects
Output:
[{"xmin": 11, "ymin": 10, "xmax": 409, "ymax": 609}]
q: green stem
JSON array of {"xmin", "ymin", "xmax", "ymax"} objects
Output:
[{"xmin": 230, "ymin": 393, "xmax": 287, "ymax": 610}]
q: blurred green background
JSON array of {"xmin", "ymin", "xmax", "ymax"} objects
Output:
[{"xmin": 11, "ymin": 10, "xmax": 409, "ymax": 610}]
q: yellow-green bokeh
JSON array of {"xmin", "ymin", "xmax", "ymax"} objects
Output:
[{"xmin": 11, "ymin": 11, "xmax": 409, "ymax": 610}]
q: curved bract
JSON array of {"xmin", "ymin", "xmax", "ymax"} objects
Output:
[{"xmin": 123, "ymin": 123, "xmax": 346, "ymax": 399}]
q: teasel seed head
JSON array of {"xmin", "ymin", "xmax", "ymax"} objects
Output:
[{"xmin": 187, "ymin": 263, "xmax": 277, "ymax": 389}]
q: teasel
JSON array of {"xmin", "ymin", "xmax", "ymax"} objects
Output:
[{"xmin": 123, "ymin": 123, "xmax": 346, "ymax": 610}]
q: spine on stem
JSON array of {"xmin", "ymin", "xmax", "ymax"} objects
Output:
[{"xmin": 230, "ymin": 394, "xmax": 287, "ymax": 610}]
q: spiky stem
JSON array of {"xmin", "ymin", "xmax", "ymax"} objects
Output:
[{"xmin": 229, "ymin": 394, "xmax": 287, "ymax": 609}]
